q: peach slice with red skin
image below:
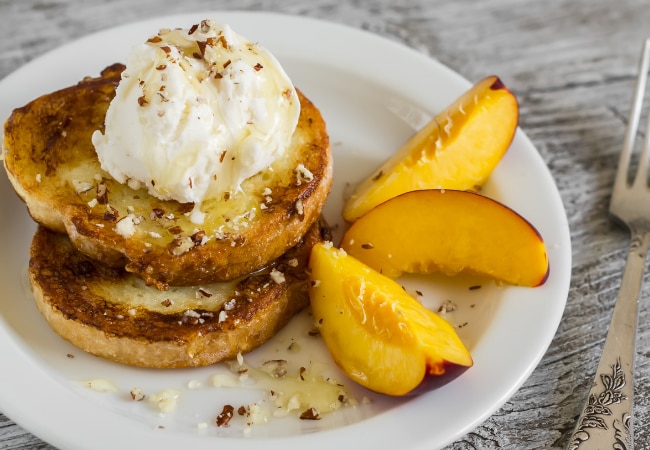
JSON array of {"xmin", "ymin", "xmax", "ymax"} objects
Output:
[
  {"xmin": 308, "ymin": 242, "xmax": 473, "ymax": 396},
  {"xmin": 341, "ymin": 189, "xmax": 549, "ymax": 287},
  {"xmin": 343, "ymin": 75, "xmax": 519, "ymax": 222}
]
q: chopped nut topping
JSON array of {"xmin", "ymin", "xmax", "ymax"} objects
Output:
[
  {"xmin": 114, "ymin": 214, "xmax": 138, "ymax": 238},
  {"xmin": 299, "ymin": 407, "xmax": 321, "ymax": 420},
  {"xmin": 184, "ymin": 309, "xmax": 201, "ymax": 319},
  {"xmin": 295, "ymin": 199, "xmax": 304, "ymax": 217},
  {"xmin": 96, "ymin": 182, "xmax": 109, "ymax": 204},
  {"xmin": 168, "ymin": 225, "xmax": 183, "ymax": 235},
  {"xmin": 198, "ymin": 288, "xmax": 213, "ymax": 298},
  {"xmin": 295, "ymin": 164, "xmax": 314, "ymax": 186},
  {"xmin": 197, "ymin": 40, "xmax": 208, "ymax": 57},
  {"xmin": 169, "ymin": 236, "xmax": 194, "ymax": 255},
  {"xmin": 261, "ymin": 360, "xmax": 288, "ymax": 378},
  {"xmin": 216, "ymin": 404, "xmax": 235, "ymax": 427},
  {"xmin": 103, "ymin": 205, "xmax": 119, "ymax": 222},
  {"xmin": 130, "ymin": 387, "xmax": 146, "ymax": 401},
  {"xmin": 270, "ymin": 268, "xmax": 286, "ymax": 284},
  {"xmin": 200, "ymin": 20, "xmax": 211, "ymax": 33},
  {"xmin": 191, "ymin": 229, "xmax": 207, "ymax": 245},
  {"xmin": 438, "ymin": 300, "xmax": 457, "ymax": 314}
]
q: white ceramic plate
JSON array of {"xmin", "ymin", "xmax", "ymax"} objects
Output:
[{"xmin": 0, "ymin": 11, "xmax": 571, "ymax": 450}]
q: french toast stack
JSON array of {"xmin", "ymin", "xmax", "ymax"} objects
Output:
[{"xmin": 2, "ymin": 64, "xmax": 333, "ymax": 368}]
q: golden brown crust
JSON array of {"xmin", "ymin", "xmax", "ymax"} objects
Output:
[
  {"xmin": 29, "ymin": 220, "xmax": 331, "ymax": 368},
  {"xmin": 4, "ymin": 64, "xmax": 332, "ymax": 289}
]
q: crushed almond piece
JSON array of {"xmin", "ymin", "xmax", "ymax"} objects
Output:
[
  {"xmin": 169, "ymin": 236, "xmax": 194, "ymax": 255},
  {"xmin": 216, "ymin": 405, "xmax": 235, "ymax": 427},
  {"xmin": 96, "ymin": 182, "xmax": 109, "ymax": 204},
  {"xmin": 130, "ymin": 387, "xmax": 146, "ymax": 401},
  {"xmin": 198, "ymin": 288, "xmax": 213, "ymax": 298},
  {"xmin": 115, "ymin": 214, "xmax": 138, "ymax": 238},
  {"xmin": 438, "ymin": 300, "xmax": 457, "ymax": 314},
  {"xmin": 295, "ymin": 164, "xmax": 314, "ymax": 185},
  {"xmin": 295, "ymin": 199, "xmax": 304, "ymax": 216},
  {"xmin": 261, "ymin": 360, "xmax": 288, "ymax": 378},
  {"xmin": 299, "ymin": 407, "xmax": 321, "ymax": 420},
  {"xmin": 270, "ymin": 268, "xmax": 285, "ymax": 284}
]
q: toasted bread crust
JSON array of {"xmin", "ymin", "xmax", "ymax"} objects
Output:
[
  {"xmin": 29, "ymin": 220, "xmax": 330, "ymax": 368},
  {"xmin": 5, "ymin": 64, "xmax": 332, "ymax": 288}
]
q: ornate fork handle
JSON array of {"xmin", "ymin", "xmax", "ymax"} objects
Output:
[{"xmin": 567, "ymin": 227, "xmax": 650, "ymax": 449}]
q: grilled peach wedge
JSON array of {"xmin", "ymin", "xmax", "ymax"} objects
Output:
[
  {"xmin": 343, "ymin": 75, "xmax": 518, "ymax": 222},
  {"xmin": 308, "ymin": 242, "xmax": 473, "ymax": 396},
  {"xmin": 341, "ymin": 189, "xmax": 549, "ymax": 287}
]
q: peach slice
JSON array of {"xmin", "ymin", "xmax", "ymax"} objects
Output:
[
  {"xmin": 341, "ymin": 189, "xmax": 549, "ymax": 287},
  {"xmin": 308, "ymin": 242, "xmax": 473, "ymax": 396},
  {"xmin": 342, "ymin": 75, "xmax": 519, "ymax": 222}
]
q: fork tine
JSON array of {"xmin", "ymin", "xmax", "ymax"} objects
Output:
[
  {"xmin": 636, "ymin": 102, "xmax": 650, "ymax": 187},
  {"xmin": 619, "ymin": 38, "xmax": 650, "ymax": 189}
]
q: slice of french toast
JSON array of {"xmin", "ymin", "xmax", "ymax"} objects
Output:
[
  {"xmin": 29, "ymin": 220, "xmax": 330, "ymax": 368},
  {"xmin": 4, "ymin": 64, "xmax": 332, "ymax": 289}
]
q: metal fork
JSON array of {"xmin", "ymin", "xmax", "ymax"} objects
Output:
[{"xmin": 566, "ymin": 39, "xmax": 650, "ymax": 450}]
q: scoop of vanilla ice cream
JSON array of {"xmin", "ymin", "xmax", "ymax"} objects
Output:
[{"xmin": 92, "ymin": 20, "xmax": 300, "ymax": 224}]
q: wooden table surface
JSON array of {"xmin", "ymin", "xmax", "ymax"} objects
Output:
[{"xmin": 2, "ymin": 0, "xmax": 650, "ymax": 448}]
